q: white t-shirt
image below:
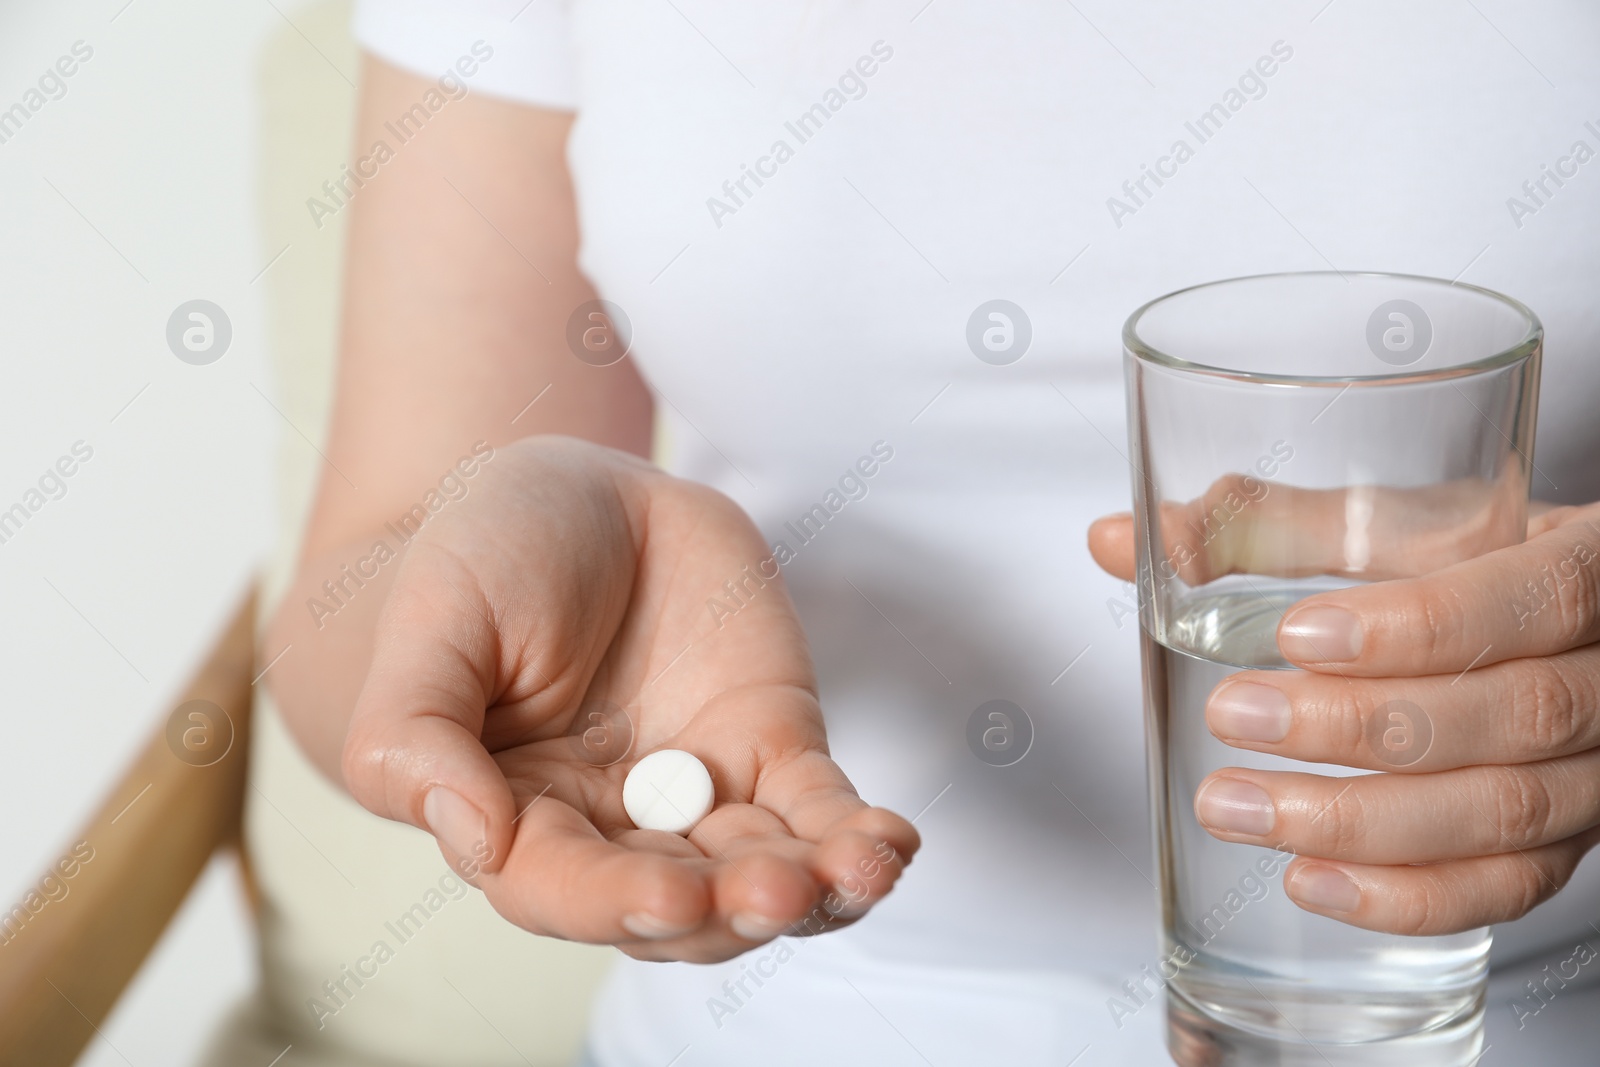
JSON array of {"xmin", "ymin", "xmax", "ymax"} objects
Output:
[{"xmin": 348, "ymin": 2, "xmax": 1600, "ymax": 1063}]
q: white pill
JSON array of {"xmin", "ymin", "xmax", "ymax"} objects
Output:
[{"xmin": 623, "ymin": 749, "xmax": 715, "ymax": 834}]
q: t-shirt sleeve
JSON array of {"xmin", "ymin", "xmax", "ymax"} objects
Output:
[{"xmin": 351, "ymin": 0, "xmax": 578, "ymax": 110}]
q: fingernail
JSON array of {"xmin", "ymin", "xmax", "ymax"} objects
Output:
[
  {"xmin": 828, "ymin": 890, "xmax": 873, "ymax": 919},
  {"xmin": 621, "ymin": 913, "xmax": 698, "ymax": 940},
  {"xmin": 1208, "ymin": 682, "xmax": 1292, "ymax": 743},
  {"xmin": 1195, "ymin": 778, "xmax": 1275, "ymax": 835},
  {"xmin": 1279, "ymin": 605, "xmax": 1363, "ymax": 663},
  {"xmin": 729, "ymin": 912, "xmax": 788, "ymax": 942},
  {"xmin": 423, "ymin": 787, "xmax": 485, "ymax": 863},
  {"xmin": 1288, "ymin": 865, "xmax": 1361, "ymax": 913}
]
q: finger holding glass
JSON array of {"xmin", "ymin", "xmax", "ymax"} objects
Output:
[{"xmin": 1108, "ymin": 271, "xmax": 1542, "ymax": 1066}]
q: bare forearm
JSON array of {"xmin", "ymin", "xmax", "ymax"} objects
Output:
[
  {"xmin": 265, "ymin": 539, "xmax": 396, "ymax": 779},
  {"xmin": 264, "ymin": 54, "xmax": 652, "ymax": 784}
]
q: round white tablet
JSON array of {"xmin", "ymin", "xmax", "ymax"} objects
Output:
[{"xmin": 622, "ymin": 748, "xmax": 715, "ymax": 834}]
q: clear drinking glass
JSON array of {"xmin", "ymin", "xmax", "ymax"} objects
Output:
[{"xmin": 1122, "ymin": 272, "xmax": 1542, "ymax": 1066}]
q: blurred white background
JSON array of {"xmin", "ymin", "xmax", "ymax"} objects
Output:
[{"xmin": 0, "ymin": 1, "xmax": 351, "ymax": 1062}]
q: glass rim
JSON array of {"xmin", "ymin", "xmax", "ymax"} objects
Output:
[{"xmin": 1123, "ymin": 270, "xmax": 1543, "ymax": 387}]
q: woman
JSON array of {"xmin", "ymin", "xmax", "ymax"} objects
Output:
[{"xmin": 261, "ymin": 1, "xmax": 1600, "ymax": 1063}]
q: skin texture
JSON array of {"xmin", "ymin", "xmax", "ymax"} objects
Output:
[
  {"xmin": 1090, "ymin": 497, "xmax": 1600, "ymax": 936},
  {"xmin": 264, "ymin": 57, "xmax": 917, "ymax": 964}
]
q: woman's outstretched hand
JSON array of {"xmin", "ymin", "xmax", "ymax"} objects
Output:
[
  {"xmin": 1090, "ymin": 497, "xmax": 1600, "ymax": 936},
  {"xmin": 341, "ymin": 436, "xmax": 918, "ymax": 962}
]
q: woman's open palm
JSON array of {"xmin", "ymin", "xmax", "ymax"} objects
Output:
[{"xmin": 341, "ymin": 437, "xmax": 918, "ymax": 962}]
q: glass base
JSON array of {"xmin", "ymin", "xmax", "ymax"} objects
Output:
[{"xmin": 1165, "ymin": 985, "xmax": 1485, "ymax": 1067}]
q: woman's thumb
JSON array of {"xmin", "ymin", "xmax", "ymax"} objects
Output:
[{"xmin": 341, "ymin": 570, "xmax": 516, "ymax": 879}]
